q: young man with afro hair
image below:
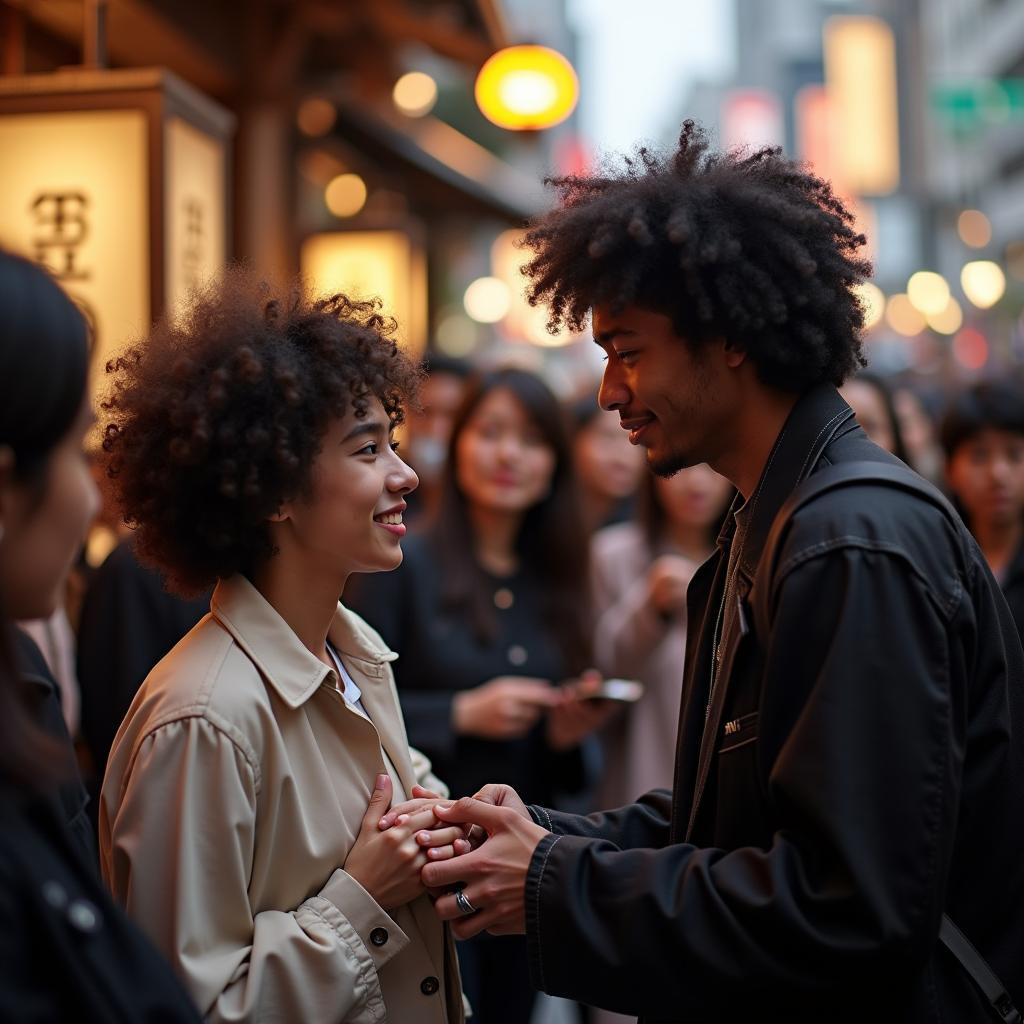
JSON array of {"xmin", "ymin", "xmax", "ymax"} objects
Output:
[{"xmin": 412, "ymin": 123, "xmax": 1024, "ymax": 1021}]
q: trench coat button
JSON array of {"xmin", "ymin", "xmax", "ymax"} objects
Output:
[
  {"xmin": 370, "ymin": 927, "xmax": 388, "ymax": 947},
  {"xmin": 67, "ymin": 898, "xmax": 101, "ymax": 933},
  {"xmin": 420, "ymin": 976, "xmax": 440, "ymax": 995}
]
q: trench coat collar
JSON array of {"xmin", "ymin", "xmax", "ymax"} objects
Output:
[{"xmin": 210, "ymin": 574, "xmax": 397, "ymax": 711}]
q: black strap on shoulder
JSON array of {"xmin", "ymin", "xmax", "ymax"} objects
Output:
[
  {"xmin": 754, "ymin": 460, "xmax": 1020, "ymax": 1023},
  {"xmin": 758, "ymin": 461, "xmax": 958, "ymax": 589}
]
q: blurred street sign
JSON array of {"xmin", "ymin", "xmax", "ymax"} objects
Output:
[{"xmin": 932, "ymin": 80, "xmax": 1024, "ymax": 133}]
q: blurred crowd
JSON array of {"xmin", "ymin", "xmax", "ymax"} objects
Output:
[{"xmin": 14, "ymin": 322, "xmax": 1024, "ymax": 1022}]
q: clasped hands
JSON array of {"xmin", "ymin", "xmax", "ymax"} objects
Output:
[{"xmin": 376, "ymin": 782, "xmax": 549, "ymax": 939}]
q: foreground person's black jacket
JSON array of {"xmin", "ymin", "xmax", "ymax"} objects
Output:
[{"xmin": 524, "ymin": 386, "xmax": 1024, "ymax": 1023}]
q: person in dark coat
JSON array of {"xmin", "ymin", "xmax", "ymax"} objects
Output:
[
  {"xmin": 940, "ymin": 377, "xmax": 1024, "ymax": 642},
  {"xmin": 348, "ymin": 367, "xmax": 611, "ymax": 1024},
  {"xmin": 0, "ymin": 249, "xmax": 200, "ymax": 1022},
  {"xmin": 401, "ymin": 124, "xmax": 1024, "ymax": 1022},
  {"xmin": 77, "ymin": 537, "xmax": 209, "ymax": 776}
]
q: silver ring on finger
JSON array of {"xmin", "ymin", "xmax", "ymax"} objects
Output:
[{"xmin": 454, "ymin": 889, "xmax": 479, "ymax": 916}]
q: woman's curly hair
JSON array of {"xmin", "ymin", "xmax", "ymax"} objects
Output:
[
  {"xmin": 101, "ymin": 270, "xmax": 422, "ymax": 595},
  {"xmin": 522, "ymin": 120, "xmax": 872, "ymax": 391}
]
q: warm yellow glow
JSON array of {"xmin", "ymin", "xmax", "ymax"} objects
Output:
[
  {"xmin": 475, "ymin": 45, "xmax": 578, "ymax": 130},
  {"xmin": 464, "ymin": 276, "xmax": 511, "ymax": 323},
  {"xmin": 522, "ymin": 303, "xmax": 575, "ymax": 347},
  {"xmin": 297, "ymin": 97, "xmax": 336, "ymax": 137},
  {"xmin": 325, "ymin": 174, "xmax": 367, "ymax": 218},
  {"xmin": 906, "ymin": 271, "xmax": 950, "ymax": 316},
  {"xmin": 301, "ymin": 230, "xmax": 427, "ymax": 356},
  {"xmin": 960, "ymin": 260, "xmax": 1006, "ymax": 309},
  {"xmin": 885, "ymin": 293, "xmax": 926, "ymax": 336},
  {"xmin": 393, "ymin": 72, "xmax": 438, "ymax": 118},
  {"xmin": 823, "ymin": 16, "xmax": 899, "ymax": 195},
  {"xmin": 0, "ymin": 109, "xmax": 150, "ymax": 389},
  {"xmin": 853, "ymin": 281, "xmax": 885, "ymax": 330},
  {"xmin": 957, "ymin": 209, "xmax": 991, "ymax": 249},
  {"xmin": 165, "ymin": 117, "xmax": 226, "ymax": 315},
  {"xmin": 926, "ymin": 296, "xmax": 962, "ymax": 335}
]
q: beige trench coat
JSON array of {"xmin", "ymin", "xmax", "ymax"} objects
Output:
[{"xmin": 100, "ymin": 574, "xmax": 464, "ymax": 1024}]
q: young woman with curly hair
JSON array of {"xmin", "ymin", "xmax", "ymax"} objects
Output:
[
  {"xmin": 0, "ymin": 249, "xmax": 200, "ymax": 1022},
  {"xmin": 99, "ymin": 272, "xmax": 468, "ymax": 1023}
]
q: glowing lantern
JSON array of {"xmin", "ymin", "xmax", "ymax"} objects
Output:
[
  {"xmin": 301, "ymin": 230, "xmax": 427, "ymax": 357},
  {"xmin": 475, "ymin": 46, "xmax": 578, "ymax": 131},
  {"xmin": 0, "ymin": 68, "xmax": 234, "ymax": 397}
]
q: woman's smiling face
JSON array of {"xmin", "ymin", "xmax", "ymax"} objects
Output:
[{"xmin": 275, "ymin": 397, "xmax": 418, "ymax": 577}]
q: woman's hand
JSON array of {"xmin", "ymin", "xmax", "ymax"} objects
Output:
[
  {"xmin": 377, "ymin": 786, "xmax": 474, "ymax": 861},
  {"xmin": 545, "ymin": 671, "xmax": 620, "ymax": 751},
  {"xmin": 452, "ymin": 676, "xmax": 560, "ymax": 740},
  {"xmin": 345, "ymin": 776, "xmax": 468, "ymax": 910},
  {"xmin": 647, "ymin": 554, "xmax": 693, "ymax": 619}
]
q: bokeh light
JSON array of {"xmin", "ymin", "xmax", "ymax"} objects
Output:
[
  {"xmin": 324, "ymin": 173, "xmax": 367, "ymax": 218},
  {"xmin": 925, "ymin": 295, "xmax": 962, "ymax": 335},
  {"xmin": 464, "ymin": 276, "xmax": 511, "ymax": 323},
  {"xmin": 297, "ymin": 97, "xmax": 336, "ymax": 137},
  {"xmin": 906, "ymin": 271, "xmax": 950, "ymax": 316},
  {"xmin": 393, "ymin": 72, "xmax": 438, "ymax": 118},
  {"xmin": 952, "ymin": 327, "xmax": 989, "ymax": 370},
  {"xmin": 960, "ymin": 260, "xmax": 1006, "ymax": 309},
  {"xmin": 853, "ymin": 281, "xmax": 885, "ymax": 330},
  {"xmin": 957, "ymin": 209, "xmax": 992, "ymax": 248},
  {"xmin": 885, "ymin": 293, "xmax": 926, "ymax": 336},
  {"xmin": 475, "ymin": 46, "xmax": 578, "ymax": 130}
]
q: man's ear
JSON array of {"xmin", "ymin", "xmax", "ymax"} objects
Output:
[
  {"xmin": 722, "ymin": 338, "xmax": 747, "ymax": 369},
  {"xmin": 267, "ymin": 504, "xmax": 290, "ymax": 524}
]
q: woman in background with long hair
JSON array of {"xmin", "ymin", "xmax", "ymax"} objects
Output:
[{"xmin": 347, "ymin": 365, "xmax": 609, "ymax": 1024}]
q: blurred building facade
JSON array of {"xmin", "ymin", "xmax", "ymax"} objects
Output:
[
  {"xmin": 673, "ymin": 0, "xmax": 1024, "ymax": 383},
  {"xmin": 0, "ymin": 0, "xmax": 590, "ymax": 379}
]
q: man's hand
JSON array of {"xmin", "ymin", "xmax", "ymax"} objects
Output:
[
  {"xmin": 421, "ymin": 797, "xmax": 549, "ymax": 939},
  {"xmin": 464, "ymin": 783, "xmax": 532, "ymax": 849}
]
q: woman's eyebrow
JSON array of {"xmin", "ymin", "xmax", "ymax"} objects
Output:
[{"xmin": 341, "ymin": 419, "xmax": 388, "ymax": 443}]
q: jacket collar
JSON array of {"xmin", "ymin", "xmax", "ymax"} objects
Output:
[
  {"xmin": 210, "ymin": 574, "xmax": 396, "ymax": 710},
  {"xmin": 731, "ymin": 384, "xmax": 856, "ymax": 585}
]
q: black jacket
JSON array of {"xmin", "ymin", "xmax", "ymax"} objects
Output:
[
  {"xmin": 523, "ymin": 386, "xmax": 1024, "ymax": 1022},
  {"xmin": 0, "ymin": 788, "xmax": 201, "ymax": 1023},
  {"xmin": 1000, "ymin": 538, "xmax": 1024, "ymax": 644},
  {"xmin": 14, "ymin": 628, "xmax": 94, "ymax": 864},
  {"xmin": 77, "ymin": 539, "xmax": 209, "ymax": 775}
]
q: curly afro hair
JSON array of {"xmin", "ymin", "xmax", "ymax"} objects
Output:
[
  {"xmin": 101, "ymin": 270, "xmax": 423, "ymax": 595},
  {"xmin": 522, "ymin": 120, "xmax": 871, "ymax": 391}
]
